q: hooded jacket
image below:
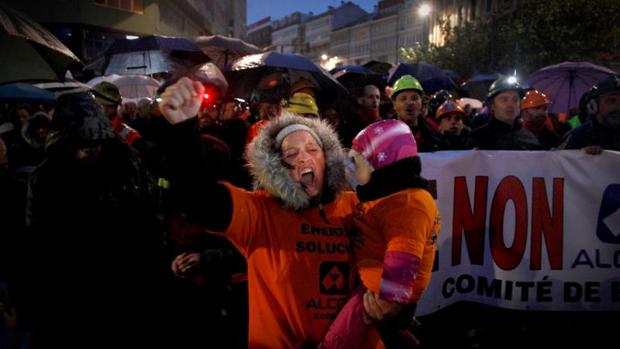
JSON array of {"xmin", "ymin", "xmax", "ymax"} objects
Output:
[
  {"xmin": 169, "ymin": 111, "xmax": 352, "ymax": 228},
  {"xmin": 168, "ymin": 111, "xmax": 361, "ymax": 348},
  {"xmin": 247, "ymin": 111, "xmax": 351, "ymax": 211}
]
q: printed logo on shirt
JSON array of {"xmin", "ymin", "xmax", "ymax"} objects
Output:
[{"xmin": 319, "ymin": 261, "xmax": 350, "ymax": 295}]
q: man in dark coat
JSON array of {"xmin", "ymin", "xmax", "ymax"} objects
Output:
[
  {"xmin": 25, "ymin": 92, "xmax": 164, "ymax": 348},
  {"xmin": 560, "ymin": 75, "xmax": 620, "ymax": 153},
  {"xmin": 467, "ymin": 77, "xmax": 540, "ymax": 150}
]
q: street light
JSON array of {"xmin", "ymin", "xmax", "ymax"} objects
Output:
[
  {"xmin": 320, "ymin": 54, "xmax": 341, "ymax": 71},
  {"xmin": 418, "ymin": 3, "xmax": 432, "ymax": 17},
  {"xmin": 418, "ymin": 3, "xmax": 432, "ymax": 47}
]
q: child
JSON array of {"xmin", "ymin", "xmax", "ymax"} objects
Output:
[{"xmin": 321, "ymin": 119, "xmax": 440, "ymax": 349}]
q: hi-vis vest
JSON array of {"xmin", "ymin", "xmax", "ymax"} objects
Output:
[{"xmin": 111, "ymin": 117, "xmax": 141, "ymax": 146}]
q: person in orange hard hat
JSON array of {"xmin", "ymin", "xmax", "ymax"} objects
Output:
[
  {"xmin": 434, "ymin": 100, "xmax": 471, "ymax": 150},
  {"xmin": 520, "ymin": 90, "xmax": 561, "ymax": 149}
]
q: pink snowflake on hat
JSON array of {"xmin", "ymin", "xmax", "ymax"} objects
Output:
[{"xmin": 350, "ymin": 119, "xmax": 418, "ymax": 171}]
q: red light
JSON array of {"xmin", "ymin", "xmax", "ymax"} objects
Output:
[{"xmin": 203, "ymin": 93, "xmax": 211, "ymax": 101}]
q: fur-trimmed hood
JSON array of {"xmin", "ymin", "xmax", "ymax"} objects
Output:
[{"xmin": 246, "ymin": 111, "xmax": 350, "ymax": 211}]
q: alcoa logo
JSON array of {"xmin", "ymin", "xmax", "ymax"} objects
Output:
[
  {"xmin": 597, "ymin": 184, "xmax": 620, "ymax": 244},
  {"xmin": 320, "ymin": 262, "xmax": 349, "ymax": 295}
]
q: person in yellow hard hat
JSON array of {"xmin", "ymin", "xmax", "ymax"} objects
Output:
[
  {"xmin": 290, "ymin": 78, "xmax": 319, "ymax": 98},
  {"xmin": 287, "ymin": 92, "xmax": 319, "ymax": 118},
  {"xmin": 521, "ymin": 90, "xmax": 561, "ymax": 149},
  {"xmin": 387, "ymin": 75, "xmax": 441, "ymax": 152}
]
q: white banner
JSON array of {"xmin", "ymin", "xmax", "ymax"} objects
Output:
[{"xmin": 416, "ymin": 150, "xmax": 620, "ymax": 316}]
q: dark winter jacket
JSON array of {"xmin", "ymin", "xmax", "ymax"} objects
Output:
[
  {"xmin": 467, "ymin": 117, "xmax": 540, "ymax": 150},
  {"xmin": 560, "ymin": 118, "xmax": 620, "ymax": 151}
]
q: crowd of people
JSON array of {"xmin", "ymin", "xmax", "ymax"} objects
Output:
[{"xmin": 1, "ymin": 58, "xmax": 619, "ymax": 348}]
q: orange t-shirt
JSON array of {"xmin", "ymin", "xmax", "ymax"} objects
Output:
[
  {"xmin": 220, "ymin": 182, "xmax": 359, "ymax": 349},
  {"xmin": 355, "ymin": 188, "xmax": 440, "ymax": 302}
]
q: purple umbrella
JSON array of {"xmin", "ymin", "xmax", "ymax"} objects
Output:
[{"xmin": 527, "ymin": 61, "xmax": 618, "ymax": 115}]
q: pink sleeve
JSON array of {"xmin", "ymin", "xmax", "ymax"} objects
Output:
[
  {"xmin": 379, "ymin": 251, "xmax": 421, "ymax": 303},
  {"xmin": 320, "ymin": 288, "xmax": 369, "ymax": 349}
]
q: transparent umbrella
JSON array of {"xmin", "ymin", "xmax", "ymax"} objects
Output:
[{"xmin": 87, "ymin": 74, "xmax": 161, "ymax": 100}]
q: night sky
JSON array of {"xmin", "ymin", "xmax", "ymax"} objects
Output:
[{"xmin": 246, "ymin": 0, "xmax": 378, "ymax": 25}]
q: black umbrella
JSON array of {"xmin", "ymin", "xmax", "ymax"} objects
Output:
[
  {"xmin": 0, "ymin": 3, "xmax": 81, "ymax": 84},
  {"xmin": 330, "ymin": 64, "xmax": 387, "ymax": 95},
  {"xmin": 388, "ymin": 63, "xmax": 457, "ymax": 95},
  {"xmin": 460, "ymin": 73, "xmax": 503, "ymax": 101},
  {"xmin": 363, "ymin": 60, "xmax": 394, "ymax": 76},
  {"xmin": 194, "ymin": 35, "xmax": 261, "ymax": 70},
  {"xmin": 226, "ymin": 51, "xmax": 349, "ymax": 105},
  {"xmin": 104, "ymin": 35, "xmax": 209, "ymax": 75}
]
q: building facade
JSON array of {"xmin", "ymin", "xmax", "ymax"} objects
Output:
[
  {"xmin": 246, "ymin": 16, "xmax": 272, "ymax": 49},
  {"xmin": 320, "ymin": 0, "xmax": 522, "ymax": 67},
  {"xmin": 2, "ymin": 0, "xmax": 246, "ymax": 63},
  {"xmin": 270, "ymin": 12, "xmax": 310, "ymax": 54},
  {"xmin": 304, "ymin": 1, "xmax": 368, "ymax": 63}
]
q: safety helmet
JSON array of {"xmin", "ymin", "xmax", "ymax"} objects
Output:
[
  {"xmin": 92, "ymin": 81, "xmax": 121, "ymax": 107},
  {"xmin": 590, "ymin": 75, "xmax": 620, "ymax": 98},
  {"xmin": 521, "ymin": 90, "xmax": 550, "ymax": 110},
  {"xmin": 387, "ymin": 75, "xmax": 424, "ymax": 100},
  {"xmin": 486, "ymin": 76, "xmax": 525, "ymax": 102},
  {"xmin": 287, "ymin": 92, "xmax": 319, "ymax": 117},
  {"xmin": 580, "ymin": 75, "xmax": 620, "ymax": 116},
  {"xmin": 435, "ymin": 99, "xmax": 465, "ymax": 120},
  {"xmin": 290, "ymin": 78, "xmax": 319, "ymax": 96},
  {"xmin": 429, "ymin": 89, "xmax": 454, "ymax": 113}
]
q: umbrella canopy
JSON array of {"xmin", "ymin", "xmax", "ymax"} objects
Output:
[
  {"xmin": 330, "ymin": 65, "xmax": 386, "ymax": 95},
  {"xmin": 527, "ymin": 61, "xmax": 619, "ymax": 115},
  {"xmin": 104, "ymin": 35, "xmax": 209, "ymax": 76},
  {"xmin": 457, "ymin": 97, "xmax": 483, "ymax": 110},
  {"xmin": 388, "ymin": 63, "xmax": 457, "ymax": 95},
  {"xmin": 87, "ymin": 74, "xmax": 161, "ymax": 100},
  {"xmin": 227, "ymin": 51, "xmax": 348, "ymax": 105},
  {"xmin": 34, "ymin": 80, "xmax": 91, "ymax": 97},
  {"xmin": 363, "ymin": 60, "xmax": 394, "ymax": 76},
  {"xmin": 156, "ymin": 62, "xmax": 229, "ymax": 100},
  {"xmin": 194, "ymin": 35, "xmax": 261, "ymax": 70},
  {"xmin": 0, "ymin": 3, "xmax": 81, "ymax": 84},
  {"xmin": 460, "ymin": 73, "xmax": 503, "ymax": 101},
  {"xmin": 0, "ymin": 82, "xmax": 57, "ymax": 104},
  {"xmin": 330, "ymin": 65, "xmax": 371, "ymax": 76}
]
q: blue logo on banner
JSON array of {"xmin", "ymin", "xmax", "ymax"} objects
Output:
[{"xmin": 597, "ymin": 184, "xmax": 620, "ymax": 244}]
